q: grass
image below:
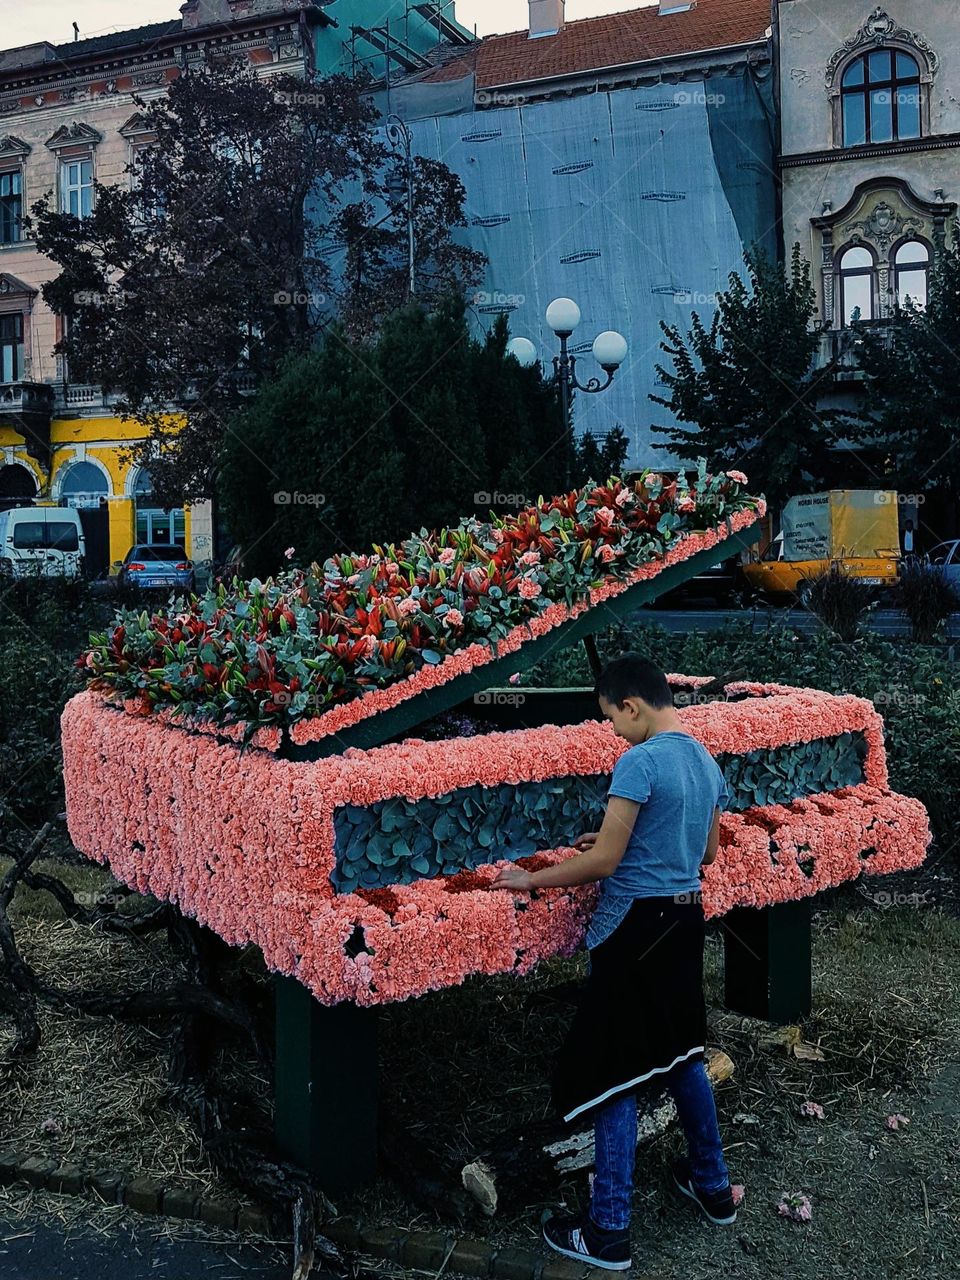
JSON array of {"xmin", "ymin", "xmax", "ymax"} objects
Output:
[{"xmin": 1, "ymin": 847, "xmax": 959, "ymax": 1279}]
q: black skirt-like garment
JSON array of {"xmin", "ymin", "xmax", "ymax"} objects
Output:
[{"xmin": 551, "ymin": 895, "xmax": 707, "ymax": 1125}]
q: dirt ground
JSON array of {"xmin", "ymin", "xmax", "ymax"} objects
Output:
[{"xmin": 1, "ymin": 844, "xmax": 958, "ymax": 1280}]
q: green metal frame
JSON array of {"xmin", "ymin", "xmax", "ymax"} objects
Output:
[
  {"xmin": 273, "ymin": 516, "xmax": 780, "ymax": 1192},
  {"xmin": 286, "ymin": 522, "xmax": 762, "ymax": 760}
]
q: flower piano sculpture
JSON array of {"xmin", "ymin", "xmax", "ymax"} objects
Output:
[{"xmin": 62, "ymin": 472, "xmax": 930, "ymax": 1193}]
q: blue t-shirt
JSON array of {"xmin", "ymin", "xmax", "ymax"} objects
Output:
[{"xmin": 586, "ymin": 731, "xmax": 729, "ymax": 949}]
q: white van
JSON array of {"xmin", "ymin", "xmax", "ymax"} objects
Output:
[{"xmin": 0, "ymin": 507, "xmax": 85, "ymax": 579}]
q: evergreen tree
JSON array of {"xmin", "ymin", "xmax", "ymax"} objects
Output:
[{"xmin": 651, "ymin": 246, "xmax": 851, "ymax": 510}]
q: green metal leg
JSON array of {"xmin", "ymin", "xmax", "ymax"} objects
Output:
[
  {"xmin": 274, "ymin": 974, "xmax": 379, "ymax": 1193},
  {"xmin": 722, "ymin": 899, "xmax": 812, "ymax": 1024}
]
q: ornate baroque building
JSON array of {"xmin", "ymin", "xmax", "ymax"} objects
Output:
[
  {"xmin": 0, "ymin": 0, "xmax": 470, "ymax": 574},
  {"xmin": 776, "ymin": 2, "xmax": 959, "ymax": 368}
]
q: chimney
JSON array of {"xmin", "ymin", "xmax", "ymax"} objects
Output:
[{"xmin": 529, "ymin": 0, "xmax": 565, "ymax": 40}]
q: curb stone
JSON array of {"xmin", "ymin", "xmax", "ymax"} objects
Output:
[{"xmin": 0, "ymin": 1152, "xmax": 659, "ymax": 1279}]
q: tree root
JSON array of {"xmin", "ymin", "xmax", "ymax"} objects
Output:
[{"xmin": 0, "ymin": 824, "xmax": 346, "ymax": 1279}]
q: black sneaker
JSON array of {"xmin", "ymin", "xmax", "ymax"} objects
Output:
[
  {"xmin": 542, "ymin": 1210, "xmax": 631, "ymax": 1271},
  {"xmin": 672, "ymin": 1158, "xmax": 738, "ymax": 1225}
]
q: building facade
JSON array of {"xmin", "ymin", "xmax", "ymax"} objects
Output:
[
  {"xmin": 777, "ymin": 1, "xmax": 959, "ymax": 370},
  {"xmin": 0, "ymin": 0, "xmax": 466, "ymax": 575},
  {"xmin": 386, "ymin": 0, "xmax": 776, "ymax": 469}
]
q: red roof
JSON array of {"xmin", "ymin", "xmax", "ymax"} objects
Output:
[{"xmin": 422, "ymin": 0, "xmax": 770, "ymax": 89}]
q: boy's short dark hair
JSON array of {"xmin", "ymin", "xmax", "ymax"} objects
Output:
[{"xmin": 595, "ymin": 653, "xmax": 674, "ymax": 710}]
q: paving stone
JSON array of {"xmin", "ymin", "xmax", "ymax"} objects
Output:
[
  {"xmin": 324, "ymin": 1217, "xmax": 361, "ymax": 1250},
  {"xmin": 449, "ymin": 1236, "xmax": 495, "ymax": 1277},
  {"xmin": 198, "ymin": 1197, "xmax": 239, "ymax": 1230},
  {"xmin": 160, "ymin": 1186, "xmax": 200, "ymax": 1220},
  {"xmin": 87, "ymin": 1168, "xmax": 125, "ymax": 1204},
  {"xmin": 18, "ymin": 1157, "xmax": 57, "ymax": 1188},
  {"xmin": 123, "ymin": 1176, "xmax": 163, "ymax": 1215},
  {"xmin": 541, "ymin": 1261, "xmax": 597, "ymax": 1280},
  {"xmin": 236, "ymin": 1204, "xmax": 273, "ymax": 1236},
  {"xmin": 358, "ymin": 1224, "xmax": 405, "ymax": 1263},
  {"xmin": 402, "ymin": 1229, "xmax": 454, "ymax": 1270},
  {"xmin": 0, "ymin": 1151, "xmax": 21, "ymax": 1183},
  {"xmin": 46, "ymin": 1165, "xmax": 84, "ymax": 1194},
  {"xmin": 492, "ymin": 1245, "xmax": 545, "ymax": 1280}
]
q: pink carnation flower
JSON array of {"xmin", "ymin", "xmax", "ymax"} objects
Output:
[
  {"xmin": 518, "ymin": 578, "xmax": 542, "ymax": 600},
  {"xmin": 397, "ymin": 597, "xmax": 419, "ymax": 617},
  {"xmin": 443, "ymin": 608, "xmax": 464, "ymax": 627},
  {"xmin": 439, "ymin": 548, "xmax": 456, "ymax": 566},
  {"xmin": 284, "ymin": 546, "xmax": 295, "ymax": 561},
  {"xmin": 726, "ymin": 470, "xmax": 749, "ymax": 485},
  {"xmin": 777, "ymin": 1192, "xmax": 812, "ymax": 1223},
  {"xmin": 519, "ymin": 550, "xmax": 541, "ymax": 566},
  {"xmin": 597, "ymin": 544, "xmax": 618, "ymax": 563},
  {"xmin": 595, "ymin": 506, "xmax": 616, "ymax": 529}
]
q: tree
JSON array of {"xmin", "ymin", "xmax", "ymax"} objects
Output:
[
  {"xmin": 650, "ymin": 246, "xmax": 852, "ymax": 511},
  {"xmin": 857, "ymin": 231, "xmax": 960, "ymax": 510},
  {"xmin": 219, "ymin": 305, "xmax": 593, "ymax": 576},
  {"xmin": 31, "ymin": 58, "xmax": 482, "ymax": 508}
]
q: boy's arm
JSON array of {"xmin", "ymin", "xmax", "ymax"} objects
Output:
[
  {"xmin": 701, "ymin": 807, "xmax": 721, "ymax": 866},
  {"xmin": 488, "ymin": 796, "xmax": 640, "ymax": 892}
]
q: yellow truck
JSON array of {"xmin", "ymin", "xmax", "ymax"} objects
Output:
[{"xmin": 743, "ymin": 490, "xmax": 901, "ymax": 604}]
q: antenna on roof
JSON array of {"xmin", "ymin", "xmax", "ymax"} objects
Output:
[{"xmin": 73, "ymin": 21, "xmax": 80, "ymax": 41}]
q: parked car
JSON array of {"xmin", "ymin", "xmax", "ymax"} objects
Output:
[
  {"xmin": 658, "ymin": 553, "xmax": 748, "ymax": 607},
  {"xmin": 926, "ymin": 540, "xmax": 960, "ymax": 586},
  {"xmin": 0, "ymin": 506, "xmax": 85, "ymax": 579},
  {"xmin": 118, "ymin": 545, "xmax": 195, "ymax": 594}
]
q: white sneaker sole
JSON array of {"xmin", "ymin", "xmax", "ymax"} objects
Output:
[
  {"xmin": 673, "ymin": 1174, "xmax": 738, "ymax": 1226},
  {"xmin": 542, "ymin": 1226, "xmax": 632, "ymax": 1271}
]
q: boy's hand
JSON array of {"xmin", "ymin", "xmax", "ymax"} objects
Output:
[
  {"xmin": 488, "ymin": 867, "xmax": 535, "ymax": 892},
  {"xmin": 573, "ymin": 831, "xmax": 601, "ymax": 852}
]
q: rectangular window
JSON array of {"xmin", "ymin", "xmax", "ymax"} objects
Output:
[
  {"xmin": 0, "ymin": 170, "xmax": 22, "ymax": 243},
  {"xmin": 0, "ymin": 313, "xmax": 23, "ymax": 382},
  {"xmin": 842, "ymin": 275, "xmax": 873, "ymax": 326},
  {"xmin": 868, "ymin": 50, "xmax": 892, "ymax": 81},
  {"xmin": 896, "ymin": 87, "xmax": 921, "ymax": 140},
  {"xmin": 12, "ymin": 521, "xmax": 44, "ymax": 550},
  {"xmin": 870, "ymin": 89, "xmax": 894, "ymax": 143},
  {"xmin": 45, "ymin": 522, "xmax": 80, "ymax": 552},
  {"xmin": 897, "ymin": 268, "xmax": 928, "ymax": 310},
  {"xmin": 61, "ymin": 158, "xmax": 93, "ymax": 218},
  {"xmin": 843, "ymin": 94, "xmax": 867, "ymax": 147}
]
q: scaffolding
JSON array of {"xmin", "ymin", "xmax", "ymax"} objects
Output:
[{"xmin": 348, "ymin": 1, "xmax": 472, "ymax": 84}]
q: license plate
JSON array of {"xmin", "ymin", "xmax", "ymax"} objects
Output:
[
  {"xmin": 860, "ymin": 577, "xmax": 882, "ymax": 585},
  {"xmin": 143, "ymin": 578, "xmax": 166, "ymax": 588}
]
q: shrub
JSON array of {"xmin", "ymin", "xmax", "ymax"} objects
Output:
[
  {"xmin": 897, "ymin": 559, "xmax": 959, "ymax": 643},
  {"xmin": 805, "ymin": 564, "xmax": 875, "ymax": 642}
]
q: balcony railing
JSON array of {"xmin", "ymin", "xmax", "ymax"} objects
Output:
[
  {"xmin": 816, "ymin": 321, "xmax": 896, "ymax": 378},
  {"xmin": 0, "ymin": 381, "xmax": 55, "ymax": 465}
]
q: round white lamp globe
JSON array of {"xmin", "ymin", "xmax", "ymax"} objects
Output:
[
  {"xmin": 546, "ymin": 297, "xmax": 581, "ymax": 336},
  {"xmin": 593, "ymin": 330, "xmax": 628, "ymax": 370},
  {"xmin": 505, "ymin": 336, "xmax": 539, "ymax": 368}
]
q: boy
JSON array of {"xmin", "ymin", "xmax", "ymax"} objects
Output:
[{"xmin": 489, "ymin": 654, "xmax": 736, "ymax": 1271}]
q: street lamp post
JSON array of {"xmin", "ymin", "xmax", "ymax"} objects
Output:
[
  {"xmin": 506, "ymin": 298, "xmax": 628, "ymax": 484},
  {"xmin": 385, "ymin": 114, "xmax": 415, "ymax": 299}
]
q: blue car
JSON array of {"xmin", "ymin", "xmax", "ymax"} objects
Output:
[{"xmin": 118, "ymin": 544, "xmax": 195, "ymax": 595}]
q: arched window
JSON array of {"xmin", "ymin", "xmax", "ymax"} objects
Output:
[
  {"xmin": 842, "ymin": 49, "xmax": 921, "ymax": 146},
  {"xmin": 894, "ymin": 239, "xmax": 930, "ymax": 309},
  {"xmin": 59, "ymin": 460, "xmax": 108, "ymax": 509},
  {"xmin": 839, "ymin": 245, "xmax": 876, "ymax": 325}
]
